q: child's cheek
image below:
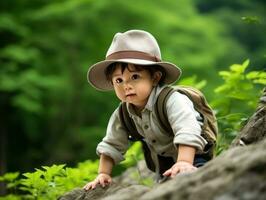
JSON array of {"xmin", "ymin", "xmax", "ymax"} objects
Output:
[{"xmin": 115, "ymin": 89, "xmax": 125, "ymax": 101}]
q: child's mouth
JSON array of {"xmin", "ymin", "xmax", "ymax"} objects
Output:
[{"xmin": 126, "ymin": 94, "xmax": 136, "ymax": 98}]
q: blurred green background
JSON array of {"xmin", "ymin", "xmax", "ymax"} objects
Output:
[{"xmin": 0, "ymin": 0, "xmax": 265, "ymax": 175}]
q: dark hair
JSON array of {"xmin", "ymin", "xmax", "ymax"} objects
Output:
[{"xmin": 105, "ymin": 62, "xmax": 166, "ymax": 85}]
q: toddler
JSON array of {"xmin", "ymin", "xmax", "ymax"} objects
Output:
[{"xmin": 84, "ymin": 30, "xmax": 208, "ymax": 190}]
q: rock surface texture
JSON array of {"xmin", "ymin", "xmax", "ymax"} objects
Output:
[{"xmin": 60, "ymin": 87, "xmax": 266, "ymax": 200}]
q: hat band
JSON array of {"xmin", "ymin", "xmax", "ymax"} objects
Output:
[{"xmin": 106, "ymin": 50, "xmax": 161, "ymax": 62}]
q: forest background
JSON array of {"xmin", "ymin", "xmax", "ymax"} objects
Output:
[{"xmin": 0, "ymin": 0, "xmax": 265, "ymax": 197}]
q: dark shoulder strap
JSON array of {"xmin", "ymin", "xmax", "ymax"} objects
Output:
[
  {"xmin": 118, "ymin": 102, "xmax": 143, "ymax": 141},
  {"xmin": 155, "ymin": 86, "xmax": 175, "ymax": 135},
  {"xmin": 119, "ymin": 103, "xmax": 156, "ymax": 172}
]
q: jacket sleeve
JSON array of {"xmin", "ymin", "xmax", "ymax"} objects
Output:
[
  {"xmin": 96, "ymin": 106, "xmax": 129, "ymax": 164},
  {"xmin": 166, "ymin": 91, "xmax": 207, "ymax": 153}
]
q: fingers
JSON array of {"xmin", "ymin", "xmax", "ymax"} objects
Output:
[
  {"xmin": 107, "ymin": 176, "xmax": 112, "ymax": 184},
  {"xmin": 162, "ymin": 166, "xmax": 181, "ymax": 178},
  {"xmin": 163, "ymin": 168, "xmax": 172, "ymax": 177},
  {"xmin": 83, "ymin": 184, "xmax": 90, "ymax": 190},
  {"xmin": 163, "ymin": 162, "xmax": 198, "ymax": 178},
  {"xmin": 99, "ymin": 175, "xmax": 112, "ymax": 187},
  {"xmin": 83, "ymin": 181, "xmax": 98, "ymax": 190},
  {"xmin": 83, "ymin": 175, "xmax": 112, "ymax": 191},
  {"xmin": 99, "ymin": 177, "xmax": 108, "ymax": 187},
  {"xmin": 170, "ymin": 167, "xmax": 180, "ymax": 178}
]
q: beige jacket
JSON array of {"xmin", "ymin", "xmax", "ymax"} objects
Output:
[{"xmin": 96, "ymin": 85, "xmax": 207, "ymax": 165}]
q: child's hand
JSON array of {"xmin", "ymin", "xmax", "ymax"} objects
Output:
[
  {"xmin": 163, "ymin": 161, "xmax": 197, "ymax": 178},
  {"xmin": 83, "ymin": 173, "xmax": 112, "ymax": 190}
]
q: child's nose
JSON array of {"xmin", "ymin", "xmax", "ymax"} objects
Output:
[{"xmin": 123, "ymin": 81, "xmax": 133, "ymax": 90}]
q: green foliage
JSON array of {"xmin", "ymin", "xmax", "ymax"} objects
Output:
[
  {"xmin": 20, "ymin": 165, "xmax": 66, "ymax": 198},
  {"xmin": 0, "ymin": 172, "xmax": 19, "ymax": 182},
  {"xmin": 214, "ymin": 59, "xmax": 265, "ymax": 114},
  {"xmin": 0, "ymin": 143, "xmax": 144, "ymax": 199},
  {"xmin": 120, "ymin": 142, "xmax": 154, "ymax": 187},
  {"xmin": 241, "ymin": 16, "xmax": 260, "ymax": 24},
  {"xmin": 0, "ymin": 172, "xmax": 20, "ymax": 191},
  {"xmin": 128, "ymin": 170, "xmax": 154, "ymax": 187},
  {"xmin": 178, "ymin": 75, "xmax": 207, "ymax": 90},
  {"xmin": 177, "ymin": 60, "xmax": 265, "ymax": 155},
  {"xmin": 0, "ymin": 68, "xmax": 62, "ymax": 113},
  {"xmin": 213, "ymin": 60, "xmax": 265, "ymax": 154},
  {"xmin": 120, "ymin": 141, "xmax": 144, "ymax": 168},
  {"xmin": 0, "ymin": 161, "xmax": 99, "ymax": 200},
  {"xmin": 0, "ymin": 195, "xmax": 21, "ymax": 200}
]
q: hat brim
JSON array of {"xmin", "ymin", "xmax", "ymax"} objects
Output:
[{"xmin": 87, "ymin": 58, "xmax": 182, "ymax": 91}]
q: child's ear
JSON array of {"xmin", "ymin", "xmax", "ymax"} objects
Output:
[{"xmin": 152, "ymin": 71, "xmax": 162, "ymax": 86}]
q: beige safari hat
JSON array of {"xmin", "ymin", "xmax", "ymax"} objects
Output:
[{"xmin": 87, "ymin": 30, "xmax": 182, "ymax": 91}]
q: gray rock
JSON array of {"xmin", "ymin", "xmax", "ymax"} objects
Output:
[
  {"xmin": 59, "ymin": 138, "xmax": 266, "ymax": 200},
  {"xmin": 59, "ymin": 183, "xmax": 150, "ymax": 200},
  {"xmin": 139, "ymin": 138, "xmax": 266, "ymax": 200}
]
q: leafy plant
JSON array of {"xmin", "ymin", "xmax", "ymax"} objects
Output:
[
  {"xmin": 0, "ymin": 160, "xmax": 99, "ymax": 200},
  {"xmin": 0, "ymin": 143, "xmax": 145, "ymax": 199},
  {"xmin": 213, "ymin": 59, "xmax": 266, "ymax": 154},
  {"xmin": 120, "ymin": 142, "xmax": 154, "ymax": 186},
  {"xmin": 178, "ymin": 75, "xmax": 207, "ymax": 90},
  {"xmin": 120, "ymin": 141, "xmax": 144, "ymax": 168}
]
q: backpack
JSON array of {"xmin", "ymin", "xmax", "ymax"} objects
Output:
[{"xmin": 118, "ymin": 85, "xmax": 218, "ymax": 174}]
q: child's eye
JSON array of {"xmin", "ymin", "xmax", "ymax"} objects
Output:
[
  {"xmin": 115, "ymin": 78, "xmax": 123, "ymax": 84},
  {"xmin": 131, "ymin": 74, "xmax": 140, "ymax": 80}
]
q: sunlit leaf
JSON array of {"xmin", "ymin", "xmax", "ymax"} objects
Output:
[
  {"xmin": 218, "ymin": 71, "xmax": 230, "ymax": 78},
  {"xmin": 0, "ymin": 172, "xmax": 19, "ymax": 182}
]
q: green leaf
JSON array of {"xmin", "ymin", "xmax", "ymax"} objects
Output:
[
  {"xmin": 12, "ymin": 94, "xmax": 42, "ymax": 113},
  {"xmin": 0, "ymin": 194, "xmax": 22, "ymax": 200},
  {"xmin": 214, "ymin": 84, "xmax": 230, "ymax": 93},
  {"xmin": 229, "ymin": 59, "xmax": 249, "ymax": 74},
  {"xmin": 178, "ymin": 75, "xmax": 206, "ymax": 89},
  {"xmin": 242, "ymin": 59, "xmax": 250, "ymax": 69},
  {"xmin": 0, "ymin": 172, "xmax": 19, "ymax": 182},
  {"xmin": 228, "ymin": 92, "xmax": 250, "ymax": 100},
  {"xmin": 230, "ymin": 63, "xmax": 246, "ymax": 74},
  {"xmin": 0, "ymin": 45, "xmax": 40, "ymax": 63},
  {"xmin": 0, "ymin": 13, "xmax": 30, "ymax": 37},
  {"xmin": 42, "ymin": 164, "xmax": 66, "ymax": 181},
  {"xmin": 253, "ymin": 79, "xmax": 266, "ymax": 85},
  {"xmin": 218, "ymin": 71, "xmax": 231, "ymax": 78},
  {"xmin": 246, "ymin": 71, "xmax": 260, "ymax": 79},
  {"xmin": 246, "ymin": 71, "xmax": 266, "ymax": 85}
]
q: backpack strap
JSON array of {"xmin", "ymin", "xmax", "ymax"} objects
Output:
[
  {"xmin": 119, "ymin": 86, "xmax": 175, "ymax": 140},
  {"xmin": 118, "ymin": 102, "xmax": 156, "ymax": 172},
  {"xmin": 119, "ymin": 102, "xmax": 143, "ymax": 141},
  {"xmin": 155, "ymin": 86, "xmax": 209, "ymax": 136},
  {"xmin": 155, "ymin": 86, "xmax": 175, "ymax": 136}
]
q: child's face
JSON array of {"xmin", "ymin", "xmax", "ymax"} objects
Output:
[{"xmin": 111, "ymin": 64, "xmax": 160, "ymax": 110}]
